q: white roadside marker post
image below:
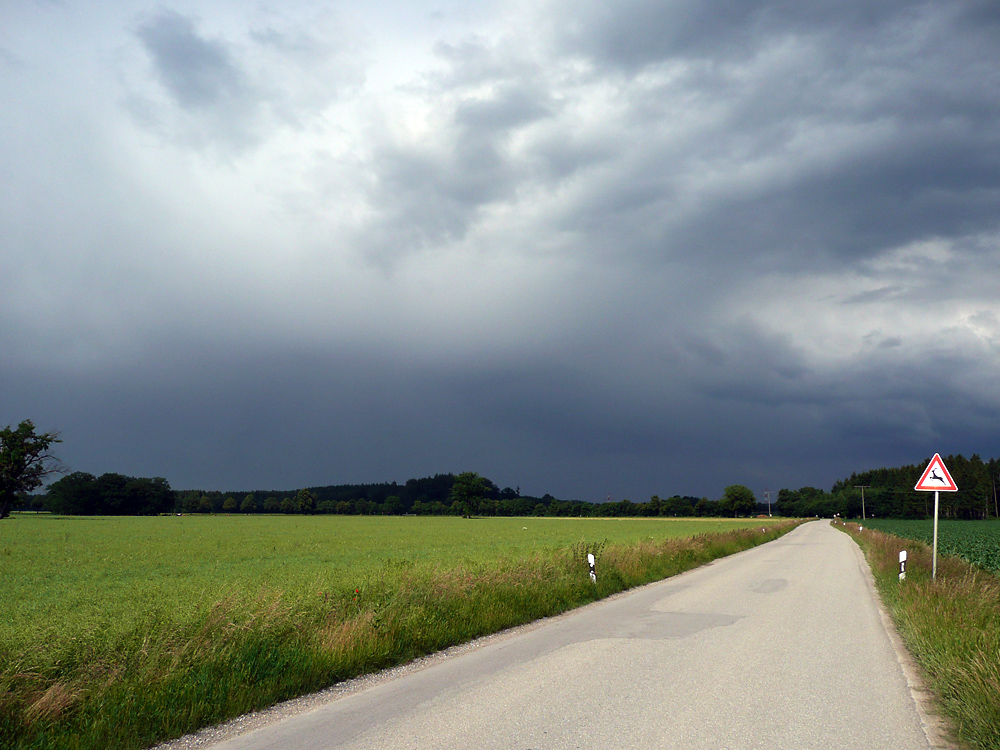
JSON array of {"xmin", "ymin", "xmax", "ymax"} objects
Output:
[
  {"xmin": 899, "ymin": 550, "xmax": 907, "ymax": 581},
  {"xmin": 587, "ymin": 552, "xmax": 596, "ymax": 583},
  {"xmin": 913, "ymin": 453, "xmax": 959, "ymax": 581}
]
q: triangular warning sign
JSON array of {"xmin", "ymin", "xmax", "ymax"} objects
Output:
[{"xmin": 914, "ymin": 453, "xmax": 958, "ymax": 492}]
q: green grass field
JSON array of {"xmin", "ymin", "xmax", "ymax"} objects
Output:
[
  {"xmin": 1, "ymin": 514, "xmax": 792, "ymax": 750},
  {"xmin": 862, "ymin": 518, "xmax": 1000, "ymax": 573}
]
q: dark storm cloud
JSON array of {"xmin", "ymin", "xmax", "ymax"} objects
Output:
[
  {"xmin": 529, "ymin": 0, "xmax": 1000, "ymax": 277},
  {"xmin": 3, "ymin": 0, "xmax": 999, "ymax": 503},
  {"xmin": 2, "ymin": 302, "xmax": 995, "ymax": 501},
  {"xmin": 556, "ymin": 0, "xmax": 926, "ymax": 68},
  {"xmin": 1, "ymin": 343, "xmax": 569, "ymax": 495},
  {"xmin": 652, "ymin": 135, "xmax": 1000, "ymax": 269}
]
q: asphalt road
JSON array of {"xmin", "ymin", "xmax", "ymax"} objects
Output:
[{"xmin": 209, "ymin": 521, "xmax": 936, "ymax": 750}]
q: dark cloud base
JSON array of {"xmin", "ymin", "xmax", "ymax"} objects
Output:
[{"xmin": 5, "ymin": 332, "xmax": 996, "ymax": 503}]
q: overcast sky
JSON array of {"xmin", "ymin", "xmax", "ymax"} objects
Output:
[{"xmin": 2, "ymin": 0, "xmax": 998, "ymax": 501}]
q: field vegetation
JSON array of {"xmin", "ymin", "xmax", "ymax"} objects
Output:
[
  {"xmin": 836, "ymin": 521, "xmax": 1000, "ymax": 749},
  {"xmin": 862, "ymin": 518, "xmax": 1000, "ymax": 573},
  {"xmin": 2, "ymin": 514, "xmax": 797, "ymax": 750}
]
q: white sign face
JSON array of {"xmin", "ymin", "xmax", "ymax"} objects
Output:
[
  {"xmin": 587, "ymin": 553, "xmax": 595, "ymax": 566},
  {"xmin": 914, "ymin": 453, "xmax": 959, "ymax": 492},
  {"xmin": 899, "ymin": 550, "xmax": 907, "ymax": 562}
]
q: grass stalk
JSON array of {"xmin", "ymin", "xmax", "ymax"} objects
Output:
[
  {"xmin": 835, "ymin": 521, "xmax": 1000, "ymax": 750},
  {"xmin": 3, "ymin": 520, "xmax": 799, "ymax": 750}
]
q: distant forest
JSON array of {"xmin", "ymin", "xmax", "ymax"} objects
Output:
[
  {"xmin": 778, "ymin": 453, "xmax": 1000, "ymax": 520},
  {"xmin": 36, "ymin": 471, "xmax": 714, "ymax": 518},
  {"xmin": 19, "ymin": 453, "xmax": 1000, "ymax": 519}
]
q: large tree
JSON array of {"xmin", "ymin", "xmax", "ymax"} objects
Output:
[
  {"xmin": 0, "ymin": 420, "xmax": 62, "ymax": 520},
  {"xmin": 46, "ymin": 472, "xmax": 99, "ymax": 515},
  {"xmin": 295, "ymin": 489, "xmax": 316, "ymax": 514},
  {"xmin": 47, "ymin": 472, "xmax": 174, "ymax": 515},
  {"xmin": 722, "ymin": 484, "xmax": 757, "ymax": 518},
  {"xmin": 450, "ymin": 472, "xmax": 488, "ymax": 517}
]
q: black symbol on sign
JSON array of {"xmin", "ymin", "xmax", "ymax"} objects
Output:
[{"xmin": 930, "ymin": 469, "xmax": 945, "ymax": 483}]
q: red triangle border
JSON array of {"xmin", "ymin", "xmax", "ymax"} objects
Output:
[{"xmin": 914, "ymin": 453, "xmax": 958, "ymax": 492}]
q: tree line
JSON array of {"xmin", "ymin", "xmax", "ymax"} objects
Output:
[
  {"xmin": 23, "ymin": 470, "xmax": 764, "ymax": 518},
  {"xmin": 778, "ymin": 454, "xmax": 1000, "ymax": 520},
  {"xmin": 9, "ymin": 416, "xmax": 996, "ymax": 520},
  {"xmin": 44, "ymin": 472, "xmax": 175, "ymax": 516}
]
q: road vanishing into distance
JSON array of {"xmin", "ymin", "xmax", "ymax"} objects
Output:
[{"xmin": 205, "ymin": 521, "xmax": 940, "ymax": 750}]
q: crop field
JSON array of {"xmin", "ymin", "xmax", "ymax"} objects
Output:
[
  {"xmin": 1, "ymin": 513, "xmax": 794, "ymax": 750},
  {"xmin": 863, "ymin": 518, "xmax": 1000, "ymax": 573}
]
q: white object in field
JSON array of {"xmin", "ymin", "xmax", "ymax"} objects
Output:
[
  {"xmin": 899, "ymin": 550, "xmax": 907, "ymax": 581},
  {"xmin": 587, "ymin": 552, "xmax": 596, "ymax": 583}
]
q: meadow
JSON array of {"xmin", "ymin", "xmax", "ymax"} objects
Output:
[
  {"xmin": 862, "ymin": 518, "xmax": 1000, "ymax": 573},
  {"xmin": 1, "ymin": 513, "xmax": 794, "ymax": 750}
]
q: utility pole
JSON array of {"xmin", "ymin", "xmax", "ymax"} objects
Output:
[
  {"xmin": 764, "ymin": 488, "xmax": 771, "ymax": 517},
  {"xmin": 854, "ymin": 485, "xmax": 870, "ymax": 520}
]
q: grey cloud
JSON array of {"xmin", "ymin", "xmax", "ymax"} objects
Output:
[
  {"xmin": 432, "ymin": 38, "xmax": 540, "ymax": 87},
  {"xmin": 364, "ymin": 141, "xmax": 508, "ymax": 254},
  {"xmin": 3, "ymin": 291, "xmax": 996, "ymax": 501},
  {"xmin": 676, "ymin": 324, "xmax": 813, "ymax": 405},
  {"xmin": 0, "ymin": 47, "xmax": 22, "ymax": 69},
  {"xmin": 136, "ymin": 10, "xmax": 249, "ymax": 110},
  {"xmin": 454, "ymin": 85, "xmax": 554, "ymax": 133},
  {"xmin": 959, "ymin": 0, "xmax": 1000, "ymax": 26},
  {"xmin": 855, "ymin": 328, "xmax": 907, "ymax": 352},
  {"xmin": 555, "ymin": 0, "xmax": 924, "ymax": 69},
  {"xmin": 250, "ymin": 25, "xmax": 329, "ymax": 63},
  {"xmin": 5, "ymin": 0, "xmax": 1000, "ymax": 504},
  {"xmin": 246, "ymin": 14, "xmax": 363, "ymax": 127},
  {"xmin": 130, "ymin": 9, "xmax": 355, "ymax": 151},
  {"xmin": 360, "ymin": 1, "xmax": 1000, "ymax": 271},
  {"xmin": 821, "ymin": 349, "xmax": 1000, "ymax": 458},
  {"xmin": 844, "ymin": 287, "xmax": 905, "ymax": 304},
  {"xmin": 361, "ymin": 48, "xmax": 558, "ymax": 259},
  {"xmin": 968, "ymin": 310, "xmax": 999, "ymax": 332},
  {"xmin": 562, "ymin": 114, "xmax": 1000, "ymax": 274},
  {"xmin": 534, "ymin": 0, "xmax": 1000, "ymax": 274}
]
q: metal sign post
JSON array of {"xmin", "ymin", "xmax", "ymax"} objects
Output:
[
  {"xmin": 932, "ymin": 491, "xmax": 940, "ymax": 579},
  {"xmin": 914, "ymin": 453, "xmax": 958, "ymax": 581}
]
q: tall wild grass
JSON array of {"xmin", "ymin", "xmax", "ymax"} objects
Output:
[
  {"xmin": 836, "ymin": 522, "xmax": 1000, "ymax": 750},
  {"xmin": 1, "ymin": 515, "xmax": 798, "ymax": 750}
]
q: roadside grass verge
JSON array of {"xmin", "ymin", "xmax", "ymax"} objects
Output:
[
  {"xmin": 835, "ymin": 521, "xmax": 1000, "ymax": 750},
  {"xmin": 1, "ymin": 517, "xmax": 799, "ymax": 750}
]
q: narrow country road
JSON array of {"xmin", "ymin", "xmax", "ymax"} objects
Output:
[{"xmin": 208, "ymin": 521, "xmax": 935, "ymax": 750}]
